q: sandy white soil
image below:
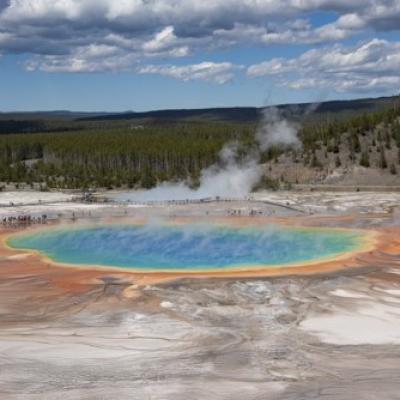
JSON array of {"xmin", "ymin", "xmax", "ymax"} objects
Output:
[
  {"xmin": 2, "ymin": 190, "xmax": 400, "ymax": 221},
  {"xmin": 0, "ymin": 190, "xmax": 148, "ymax": 219},
  {"xmin": 254, "ymin": 190, "xmax": 400, "ymax": 214},
  {"xmin": 0, "ymin": 191, "xmax": 76, "ymax": 206},
  {"xmin": 1, "ymin": 271, "xmax": 400, "ymax": 399},
  {"xmin": 301, "ymin": 301, "xmax": 400, "ymax": 345}
]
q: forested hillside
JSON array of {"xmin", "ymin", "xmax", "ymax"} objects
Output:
[
  {"xmin": 0, "ymin": 121, "xmax": 254, "ymax": 189},
  {"xmin": 270, "ymin": 102, "xmax": 400, "ymax": 187},
  {"xmin": 0, "ymin": 96, "xmax": 399, "ymax": 191}
]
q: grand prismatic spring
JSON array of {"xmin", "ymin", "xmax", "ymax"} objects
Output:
[
  {"xmin": 7, "ymin": 223, "xmax": 368, "ymax": 272},
  {"xmin": 1, "ymin": 194, "xmax": 400, "ymax": 400}
]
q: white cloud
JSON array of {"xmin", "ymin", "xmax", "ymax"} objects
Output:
[
  {"xmin": 142, "ymin": 26, "xmax": 189, "ymax": 57},
  {"xmin": 143, "ymin": 26, "xmax": 176, "ymax": 52},
  {"xmin": 247, "ymin": 58, "xmax": 293, "ymax": 77},
  {"xmin": 25, "ymin": 44, "xmax": 136, "ymax": 72},
  {"xmin": 0, "ymin": 0, "xmax": 398, "ymax": 75},
  {"xmin": 247, "ymin": 38, "xmax": 400, "ymax": 93},
  {"xmin": 138, "ymin": 61, "xmax": 240, "ymax": 84}
]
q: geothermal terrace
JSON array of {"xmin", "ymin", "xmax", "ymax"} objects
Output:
[{"xmin": 0, "ymin": 190, "xmax": 400, "ymax": 399}]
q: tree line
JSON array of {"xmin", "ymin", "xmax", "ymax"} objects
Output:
[
  {"xmin": 0, "ymin": 101, "xmax": 399, "ymax": 190},
  {"xmin": 0, "ymin": 121, "xmax": 254, "ymax": 189}
]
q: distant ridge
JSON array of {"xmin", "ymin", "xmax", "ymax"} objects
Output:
[
  {"xmin": 0, "ymin": 111, "xmax": 113, "ymax": 121},
  {"xmin": 79, "ymin": 96, "xmax": 399, "ymax": 123},
  {"xmin": 83, "ymin": 107, "xmax": 261, "ymax": 122},
  {"xmin": 0, "ymin": 95, "xmax": 398, "ymax": 124}
]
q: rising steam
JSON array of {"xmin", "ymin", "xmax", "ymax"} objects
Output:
[
  {"xmin": 121, "ymin": 144, "xmax": 262, "ymax": 202},
  {"xmin": 256, "ymin": 108, "xmax": 301, "ymax": 151},
  {"xmin": 115, "ymin": 108, "xmax": 300, "ymax": 202}
]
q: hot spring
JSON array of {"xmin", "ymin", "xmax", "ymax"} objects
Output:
[{"xmin": 7, "ymin": 222, "xmax": 368, "ymax": 271}]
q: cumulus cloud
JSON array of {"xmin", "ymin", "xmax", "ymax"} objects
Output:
[
  {"xmin": 142, "ymin": 26, "xmax": 189, "ymax": 57},
  {"xmin": 247, "ymin": 38, "xmax": 400, "ymax": 93},
  {"xmin": 247, "ymin": 58, "xmax": 293, "ymax": 77},
  {"xmin": 0, "ymin": 0, "xmax": 398, "ymax": 75},
  {"xmin": 138, "ymin": 62, "xmax": 240, "ymax": 84},
  {"xmin": 25, "ymin": 45, "xmax": 136, "ymax": 72}
]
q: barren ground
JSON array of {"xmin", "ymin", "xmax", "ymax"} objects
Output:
[{"xmin": 0, "ymin": 190, "xmax": 399, "ymax": 400}]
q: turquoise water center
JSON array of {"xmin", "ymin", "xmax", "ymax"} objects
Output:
[{"xmin": 7, "ymin": 223, "xmax": 365, "ymax": 271}]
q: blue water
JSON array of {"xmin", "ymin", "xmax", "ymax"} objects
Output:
[{"xmin": 7, "ymin": 223, "xmax": 363, "ymax": 270}]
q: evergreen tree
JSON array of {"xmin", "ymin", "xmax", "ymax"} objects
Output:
[
  {"xmin": 379, "ymin": 147, "xmax": 388, "ymax": 169},
  {"xmin": 359, "ymin": 151, "xmax": 370, "ymax": 167}
]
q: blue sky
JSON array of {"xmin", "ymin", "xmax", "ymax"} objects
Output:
[{"xmin": 0, "ymin": 1, "xmax": 399, "ymax": 112}]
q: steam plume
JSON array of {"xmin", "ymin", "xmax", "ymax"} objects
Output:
[
  {"xmin": 116, "ymin": 107, "xmax": 300, "ymax": 202},
  {"xmin": 256, "ymin": 108, "xmax": 301, "ymax": 151}
]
